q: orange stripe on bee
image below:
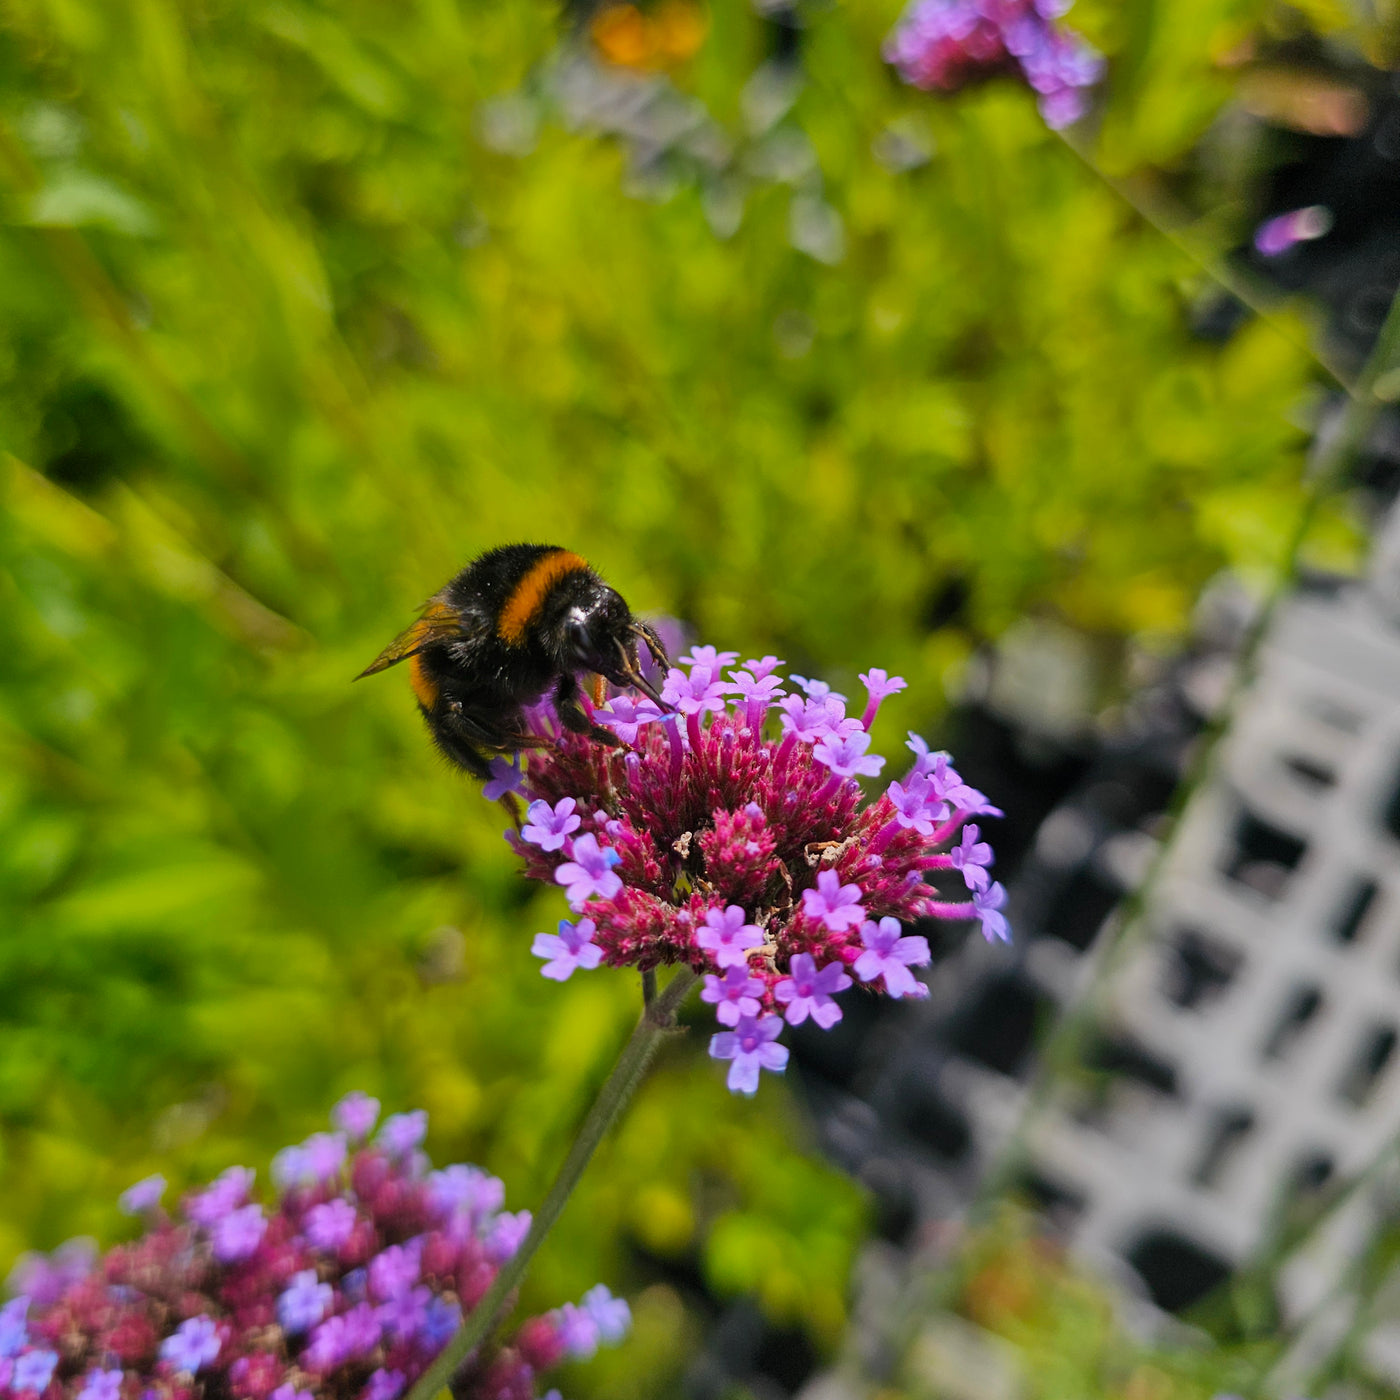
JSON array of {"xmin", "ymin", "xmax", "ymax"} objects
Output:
[
  {"xmin": 497, "ymin": 550, "xmax": 589, "ymax": 646},
  {"xmin": 409, "ymin": 652, "xmax": 439, "ymax": 710}
]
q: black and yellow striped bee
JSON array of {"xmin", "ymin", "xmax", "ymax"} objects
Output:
[{"xmin": 357, "ymin": 544, "xmax": 669, "ymax": 781}]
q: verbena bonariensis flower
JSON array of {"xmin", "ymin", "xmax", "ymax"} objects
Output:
[
  {"xmin": 495, "ymin": 649, "xmax": 1008, "ymax": 1095},
  {"xmin": 883, "ymin": 0, "xmax": 1104, "ymax": 130},
  {"xmin": 0, "ymin": 1096, "xmax": 627, "ymax": 1400}
]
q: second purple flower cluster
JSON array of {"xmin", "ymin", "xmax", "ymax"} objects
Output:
[
  {"xmin": 884, "ymin": 0, "xmax": 1104, "ymax": 130},
  {"xmin": 0, "ymin": 1095, "xmax": 629, "ymax": 1400}
]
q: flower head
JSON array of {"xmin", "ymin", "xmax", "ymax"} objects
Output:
[
  {"xmin": 7, "ymin": 1098, "xmax": 630, "ymax": 1400},
  {"xmin": 490, "ymin": 646, "xmax": 1004, "ymax": 1093},
  {"xmin": 884, "ymin": 0, "xmax": 1102, "ymax": 130}
]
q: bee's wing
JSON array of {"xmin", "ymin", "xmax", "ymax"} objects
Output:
[{"xmin": 356, "ymin": 600, "xmax": 463, "ymax": 679}]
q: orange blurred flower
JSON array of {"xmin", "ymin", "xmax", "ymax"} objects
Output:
[{"xmin": 590, "ymin": 1, "xmax": 708, "ymax": 71}]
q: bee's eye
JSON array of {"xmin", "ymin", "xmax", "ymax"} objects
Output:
[{"xmin": 566, "ymin": 608, "xmax": 592, "ymax": 653}]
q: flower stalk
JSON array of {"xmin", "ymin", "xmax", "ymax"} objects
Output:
[{"xmin": 401, "ymin": 967, "xmax": 697, "ymax": 1400}]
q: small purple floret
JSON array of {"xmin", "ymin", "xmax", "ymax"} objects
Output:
[
  {"xmin": 532, "ymin": 918, "xmax": 603, "ymax": 981},
  {"xmin": 581, "ymin": 1285, "xmax": 631, "ymax": 1344},
  {"xmin": 160, "ymin": 1316, "xmax": 221, "ymax": 1375},
  {"xmin": 482, "ymin": 754, "xmax": 525, "ymax": 802},
  {"xmin": 211, "ymin": 1204, "xmax": 266, "ymax": 1264},
  {"xmin": 594, "ymin": 696, "xmax": 664, "ymax": 745},
  {"xmin": 278, "ymin": 1271, "xmax": 333, "ymax": 1334},
  {"xmin": 0, "ymin": 1300, "xmax": 27, "ymax": 1360},
  {"xmin": 369, "ymin": 1242, "xmax": 421, "ymax": 1303},
  {"xmin": 743, "ymin": 655, "xmax": 785, "ymax": 678},
  {"xmin": 853, "ymin": 917, "xmax": 931, "ymax": 998},
  {"xmin": 813, "ymin": 728, "xmax": 886, "ymax": 779},
  {"xmin": 363, "ymin": 1369, "xmax": 406, "ymax": 1400},
  {"xmin": 118, "ymin": 1176, "xmax": 166, "ymax": 1216},
  {"xmin": 800, "ymin": 870, "xmax": 865, "ymax": 932},
  {"xmin": 377, "ymin": 1110, "xmax": 428, "ymax": 1157},
  {"xmin": 305, "ymin": 1198, "xmax": 358, "ymax": 1252},
  {"xmin": 886, "ymin": 774, "xmax": 947, "ymax": 835},
  {"xmin": 949, "ymin": 823, "xmax": 993, "ymax": 891},
  {"xmin": 774, "ymin": 954, "xmax": 851, "ymax": 1028},
  {"xmin": 185, "ymin": 1167, "xmax": 254, "ymax": 1227},
  {"xmin": 426, "ymin": 1165, "xmax": 505, "ymax": 1223},
  {"xmin": 485, "ymin": 1210, "xmax": 531, "ymax": 1263},
  {"xmin": 974, "ymin": 881, "xmax": 1011, "ymax": 942},
  {"xmin": 555, "ymin": 1303, "xmax": 600, "ymax": 1361},
  {"xmin": 679, "ymin": 645, "xmax": 739, "ymax": 670},
  {"xmin": 554, "ymin": 834, "xmax": 623, "ymax": 907},
  {"xmin": 695, "ymin": 906, "xmax": 764, "ymax": 969},
  {"xmin": 76, "ymin": 1369, "xmax": 122, "ymax": 1400},
  {"xmin": 709, "ymin": 1014, "xmax": 789, "ymax": 1095},
  {"xmin": 522, "ymin": 797, "xmax": 583, "ymax": 852},
  {"xmin": 13, "ymin": 1350, "xmax": 58, "ymax": 1394},
  {"xmin": 332, "ymin": 1091, "xmax": 381, "ymax": 1141},
  {"xmin": 701, "ymin": 965, "xmax": 764, "ymax": 1027}
]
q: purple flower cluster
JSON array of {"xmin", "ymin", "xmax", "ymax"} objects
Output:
[
  {"xmin": 0, "ymin": 1097, "xmax": 628, "ymax": 1400},
  {"xmin": 884, "ymin": 0, "xmax": 1104, "ymax": 129},
  {"xmin": 495, "ymin": 647, "xmax": 1008, "ymax": 1095}
]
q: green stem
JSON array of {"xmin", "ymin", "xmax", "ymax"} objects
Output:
[
  {"xmin": 880, "ymin": 279, "xmax": 1400, "ymax": 1382},
  {"xmin": 403, "ymin": 967, "xmax": 697, "ymax": 1400}
]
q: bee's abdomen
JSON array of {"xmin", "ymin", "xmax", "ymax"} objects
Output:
[{"xmin": 408, "ymin": 652, "xmax": 440, "ymax": 710}]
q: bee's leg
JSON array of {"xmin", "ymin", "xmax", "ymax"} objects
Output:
[
  {"xmin": 431, "ymin": 705, "xmax": 537, "ymax": 786},
  {"xmin": 633, "ymin": 620, "xmax": 671, "ymax": 672},
  {"xmin": 555, "ymin": 673, "xmax": 624, "ymax": 747},
  {"xmin": 428, "ymin": 718, "xmax": 496, "ymax": 783},
  {"xmin": 624, "ymin": 622, "xmax": 670, "ymax": 706}
]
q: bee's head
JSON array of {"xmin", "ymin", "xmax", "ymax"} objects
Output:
[
  {"xmin": 562, "ymin": 586, "xmax": 633, "ymax": 674},
  {"xmin": 549, "ymin": 577, "xmax": 664, "ymax": 704}
]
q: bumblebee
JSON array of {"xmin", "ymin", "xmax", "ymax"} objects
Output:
[{"xmin": 357, "ymin": 544, "xmax": 669, "ymax": 781}]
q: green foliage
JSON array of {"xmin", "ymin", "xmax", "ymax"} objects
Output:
[{"xmin": 0, "ymin": 0, "xmax": 1358, "ymax": 1393}]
